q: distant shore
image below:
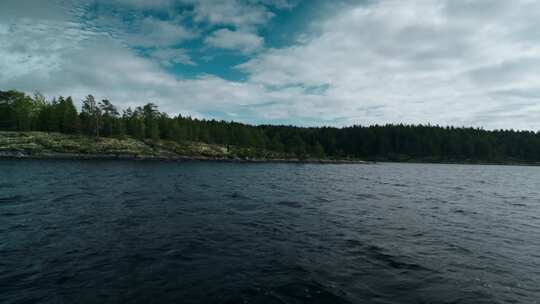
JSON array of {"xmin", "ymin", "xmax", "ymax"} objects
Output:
[
  {"xmin": 3, "ymin": 131, "xmax": 539, "ymax": 166},
  {"xmin": 0, "ymin": 150, "xmax": 370, "ymax": 164},
  {"xmin": 0, "ymin": 131, "xmax": 369, "ymax": 164},
  {"xmin": 2, "ymin": 151, "xmax": 536, "ymax": 166}
]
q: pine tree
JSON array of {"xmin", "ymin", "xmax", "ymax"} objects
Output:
[
  {"xmin": 99, "ymin": 99, "xmax": 119, "ymax": 137},
  {"xmin": 269, "ymin": 134, "xmax": 284, "ymax": 152},
  {"xmin": 142, "ymin": 103, "xmax": 160, "ymax": 140},
  {"xmin": 61, "ymin": 97, "xmax": 80, "ymax": 133},
  {"xmin": 313, "ymin": 141, "xmax": 326, "ymax": 158},
  {"xmin": 81, "ymin": 95, "xmax": 101, "ymax": 137}
]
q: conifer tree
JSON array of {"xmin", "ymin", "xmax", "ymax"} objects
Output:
[
  {"xmin": 81, "ymin": 95, "xmax": 101, "ymax": 137},
  {"xmin": 60, "ymin": 97, "xmax": 80, "ymax": 133}
]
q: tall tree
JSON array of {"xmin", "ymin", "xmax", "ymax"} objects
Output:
[
  {"xmin": 61, "ymin": 97, "xmax": 80, "ymax": 133},
  {"xmin": 0, "ymin": 90, "xmax": 36, "ymax": 131},
  {"xmin": 81, "ymin": 95, "xmax": 101, "ymax": 137},
  {"xmin": 4, "ymin": 89, "xmax": 540, "ymax": 163},
  {"xmin": 99, "ymin": 99, "xmax": 119, "ymax": 137},
  {"xmin": 142, "ymin": 103, "xmax": 160, "ymax": 140}
]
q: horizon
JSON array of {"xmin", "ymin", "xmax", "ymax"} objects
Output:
[{"xmin": 2, "ymin": 1, "xmax": 540, "ymax": 130}]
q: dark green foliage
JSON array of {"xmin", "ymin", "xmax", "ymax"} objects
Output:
[
  {"xmin": 60, "ymin": 97, "xmax": 80, "ymax": 133},
  {"xmin": 312, "ymin": 141, "xmax": 326, "ymax": 158},
  {"xmin": 81, "ymin": 95, "xmax": 100, "ymax": 137},
  {"xmin": 0, "ymin": 90, "xmax": 38, "ymax": 131},
  {"xmin": 99, "ymin": 99, "xmax": 119, "ymax": 137},
  {"xmin": 128, "ymin": 107, "xmax": 146, "ymax": 139},
  {"xmin": 269, "ymin": 134, "xmax": 284, "ymax": 152},
  {"xmin": 141, "ymin": 103, "xmax": 160, "ymax": 140},
  {"xmin": 2, "ymin": 89, "xmax": 540, "ymax": 162}
]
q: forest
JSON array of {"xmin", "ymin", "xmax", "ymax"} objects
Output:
[{"xmin": 2, "ymin": 89, "xmax": 540, "ymax": 163}]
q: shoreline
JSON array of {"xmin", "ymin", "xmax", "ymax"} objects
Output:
[
  {"xmin": 1, "ymin": 151, "xmax": 539, "ymax": 166},
  {"xmin": 0, "ymin": 151, "xmax": 370, "ymax": 164},
  {"xmin": 1, "ymin": 132, "xmax": 539, "ymax": 166}
]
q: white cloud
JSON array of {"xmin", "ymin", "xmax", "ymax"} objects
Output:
[
  {"xmin": 102, "ymin": 0, "xmax": 175, "ymax": 10},
  {"xmin": 149, "ymin": 48, "xmax": 196, "ymax": 66},
  {"xmin": 237, "ymin": 0, "xmax": 540, "ymax": 129},
  {"xmin": 188, "ymin": 0, "xmax": 274, "ymax": 29},
  {"xmin": 255, "ymin": 0, "xmax": 300, "ymax": 10},
  {"xmin": 205, "ymin": 28, "xmax": 263, "ymax": 53},
  {"xmin": 124, "ymin": 17, "xmax": 196, "ymax": 47},
  {"xmin": 0, "ymin": 14, "xmax": 268, "ymax": 120},
  {"xmin": 3, "ymin": 0, "xmax": 540, "ymax": 130},
  {"xmin": 0, "ymin": 19, "xmax": 91, "ymax": 82},
  {"xmin": 0, "ymin": 0, "xmax": 71, "ymax": 21}
]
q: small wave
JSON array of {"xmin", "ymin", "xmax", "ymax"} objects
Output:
[
  {"xmin": 55, "ymin": 274, "xmax": 73, "ymax": 285},
  {"xmin": 392, "ymin": 183, "xmax": 409, "ymax": 187},
  {"xmin": 511, "ymin": 202, "xmax": 527, "ymax": 207},
  {"xmin": 207, "ymin": 287, "xmax": 286, "ymax": 304},
  {"xmin": 447, "ymin": 243, "xmax": 473, "ymax": 254},
  {"xmin": 121, "ymin": 190, "xmax": 147, "ymax": 196},
  {"xmin": 356, "ymin": 193, "xmax": 376, "ymax": 200},
  {"xmin": 312, "ymin": 196, "xmax": 330, "ymax": 203},
  {"xmin": 276, "ymin": 200, "xmax": 303, "ymax": 209},
  {"xmin": 273, "ymin": 281, "xmax": 352, "ymax": 303},
  {"xmin": 52, "ymin": 192, "xmax": 97, "ymax": 202},
  {"xmin": 343, "ymin": 239, "xmax": 364, "ymax": 249},
  {"xmin": 427, "ymin": 197, "xmax": 446, "ymax": 204},
  {"xmin": 164, "ymin": 249, "xmax": 193, "ymax": 261},
  {"xmin": 228, "ymin": 201, "xmax": 259, "ymax": 213},
  {"xmin": 227, "ymin": 191, "xmax": 249, "ymax": 199},
  {"xmin": 365, "ymin": 245, "xmax": 429, "ymax": 272},
  {"xmin": 452, "ymin": 209, "xmax": 478, "ymax": 216},
  {"xmin": 117, "ymin": 218, "xmax": 143, "ymax": 228},
  {"xmin": 0, "ymin": 195, "xmax": 27, "ymax": 204}
]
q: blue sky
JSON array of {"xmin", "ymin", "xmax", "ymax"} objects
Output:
[
  {"xmin": 81, "ymin": 0, "xmax": 311, "ymax": 79},
  {"xmin": 2, "ymin": 0, "xmax": 540, "ymax": 130}
]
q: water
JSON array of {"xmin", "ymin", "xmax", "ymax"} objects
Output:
[{"xmin": 1, "ymin": 160, "xmax": 539, "ymax": 303}]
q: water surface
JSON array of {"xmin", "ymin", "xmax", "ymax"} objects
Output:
[{"xmin": 1, "ymin": 160, "xmax": 539, "ymax": 303}]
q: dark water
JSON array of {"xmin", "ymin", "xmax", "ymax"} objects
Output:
[{"xmin": 1, "ymin": 160, "xmax": 539, "ymax": 304}]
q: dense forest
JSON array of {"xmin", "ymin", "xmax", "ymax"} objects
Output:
[{"xmin": 2, "ymin": 89, "xmax": 540, "ymax": 163}]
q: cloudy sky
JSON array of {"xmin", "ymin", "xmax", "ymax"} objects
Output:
[{"xmin": 1, "ymin": 0, "xmax": 540, "ymax": 130}]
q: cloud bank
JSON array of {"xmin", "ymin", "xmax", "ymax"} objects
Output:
[{"xmin": 1, "ymin": 0, "xmax": 540, "ymax": 129}]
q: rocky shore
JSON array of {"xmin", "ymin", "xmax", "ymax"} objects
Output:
[{"xmin": 0, "ymin": 131, "xmax": 369, "ymax": 164}]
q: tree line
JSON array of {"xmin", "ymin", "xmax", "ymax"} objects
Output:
[{"xmin": 2, "ymin": 89, "xmax": 540, "ymax": 162}]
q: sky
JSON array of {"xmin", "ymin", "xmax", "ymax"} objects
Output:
[{"xmin": 1, "ymin": 0, "xmax": 540, "ymax": 130}]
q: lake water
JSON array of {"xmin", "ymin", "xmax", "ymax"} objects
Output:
[{"xmin": 1, "ymin": 160, "xmax": 539, "ymax": 303}]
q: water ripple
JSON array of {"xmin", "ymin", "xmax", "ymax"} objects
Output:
[{"xmin": 0, "ymin": 160, "xmax": 539, "ymax": 303}]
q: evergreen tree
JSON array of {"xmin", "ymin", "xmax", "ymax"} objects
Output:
[
  {"xmin": 99, "ymin": 99, "xmax": 119, "ymax": 137},
  {"xmin": 4, "ymin": 89, "xmax": 540, "ymax": 163},
  {"xmin": 142, "ymin": 103, "xmax": 160, "ymax": 140},
  {"xmin": 313, "ymin": 141, "xmax": 326, "ymax": 158},
  {"xmin": 289, "ymin": 133, "xmax": 306, "ymax": 158},
  {"xmin": 0, "ymin": 90, "xmax": 36, "ymax": 131},
  {"xmin": 132, "ymin": 107, "xmax": 146, "ymax": 139},
  {"xmin": 81, "ymin": 95, "xmax": 101, "ymax": 137},
  {"xmin": 49, "ymin": 97, "xmax": 62, "ymax": 132},
  {"xmin": 269, "ymin": 134, "xmax": 284, "ymax": 152},
  {"xmin": 61, "ymin": 97, "xmax": 80, "ymax": 133}
]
